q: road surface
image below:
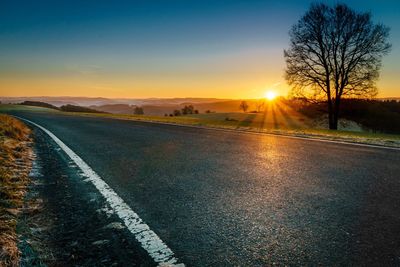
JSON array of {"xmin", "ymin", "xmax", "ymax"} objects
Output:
[{"xmin": 7, "ymin": 110, "xmax": 400, "ymax": 266}]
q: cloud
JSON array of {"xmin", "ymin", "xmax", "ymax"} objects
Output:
[
  {"xmin": 65, "ymin": 64, "xmax": 103, "ymax": 76},
  {"xmin": 272, "ymin": 82, "xmax": 281, "ymax": 87}
]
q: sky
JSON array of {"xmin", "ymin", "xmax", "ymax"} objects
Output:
[{"xmin": 0, "ymin": 0, "xmax": 399, "ymax": 99}]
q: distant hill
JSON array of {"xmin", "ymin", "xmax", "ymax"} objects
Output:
[
  {"xmin": 0, "ymin": 96, "xmax": 231, "ymax": 107},
  {"xmin": 3, "ymin": 96, "xmax": 298, "ymax": 116},
  {"xmin": 17, "ymin": 101, "xmax": 105, "ymax": 114},
  {"xmin": 20, "ymin": 101, "xmax": 59, "ymax": 110},
  {"xmin": 90, "ymin": 104, "xmax": 137, "ymax": 114},
  {"xmin": 138, "ymin": 105, "xmax": 175, "ymax": 115},
  {"xmin": 192, "ymin": 100, "xmax": 258, "ymax": 113},
  {"xmin": 144, "ymin": 100, "xmax": 265, "ymax": 115},
  {"xmin": 90, "ymin": 100, "xmax": 263, "ymax": 115}
]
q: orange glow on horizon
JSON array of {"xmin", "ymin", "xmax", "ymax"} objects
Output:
[
  {"xmin": 0, "ymin": 73, "xmax": 397, "ymax": 99},
  {"xmin": 0, "ymin": 74, "xmax": 292, "ymax": 99}
]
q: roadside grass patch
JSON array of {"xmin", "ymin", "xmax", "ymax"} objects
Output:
[
  {"xmin": 0, "ymin": 114, "xmax": 32, "ymax": 266},
  {"xmin": 0, "ymin": 114, "xmax": 31, "ymax": 140}
]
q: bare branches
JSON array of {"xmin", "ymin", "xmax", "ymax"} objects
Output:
[{"xmin": 284, "ymin": 3, "xmax": 391, "ymax": 129}]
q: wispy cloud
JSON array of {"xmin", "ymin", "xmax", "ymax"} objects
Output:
[
  {"xmin": 272, "ymin": 82, "xmax": 281, "ymax": 87},
  {"xmin": 65, "ymin": 64, "xmax": 103, "ymax": 76}
]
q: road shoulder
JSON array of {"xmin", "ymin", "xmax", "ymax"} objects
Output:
[
  {"xmin": 0, "ymin": 115, "xmax": 32, "ymax": 266},
  {"xmin": 18, "ymin": 127, "xmax": 154, "ymax": 266}
]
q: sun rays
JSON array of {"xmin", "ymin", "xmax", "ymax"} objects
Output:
[{"xmin": 264, "ymin": 90, "xmax": 277, "ymax": 101}]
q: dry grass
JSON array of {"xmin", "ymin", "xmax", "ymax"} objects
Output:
[{"xmin": 0, "ymin": 114, "xmax": 32, "ymax": 267}]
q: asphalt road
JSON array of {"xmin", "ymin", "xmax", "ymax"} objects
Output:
[
  {"xmin": 8, "ymin": 111, "xmax": 400, "ymax": 266},
  {"xmin": 21, "ymin": 127, "xmax": 154, "ymax": 266}
]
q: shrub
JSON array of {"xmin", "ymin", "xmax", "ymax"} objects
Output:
[{"xmin": 133, "ymin": 106, "xmax": 144, "ymax": 115}]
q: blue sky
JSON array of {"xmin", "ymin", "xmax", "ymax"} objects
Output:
[{"xmin": 1, "ymin": 0, "xmax": 399, "ymax": 98}]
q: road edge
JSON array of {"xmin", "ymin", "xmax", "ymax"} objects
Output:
[
  {"xmin": 69, "ymin": 113, "xmax": 400, "ymax": 151},
  {"xmin": 15, "ymin": 116, "xmax": 185, "ymax": 267}
]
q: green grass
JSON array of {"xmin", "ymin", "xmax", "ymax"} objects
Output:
[
  {"xmin": 1, "ymin": 104, "xmax": 400, "ymax": 147},
  {"xmin": 0, "ymin": 104, "xmax": 59, "ymax": 113}
]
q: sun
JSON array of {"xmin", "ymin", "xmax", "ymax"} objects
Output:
[{"xmin": 264, "ymin": 90, "xmax": 277, "ymax": 101}]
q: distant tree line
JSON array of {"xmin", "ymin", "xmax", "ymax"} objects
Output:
[
  {"xmin": 59, "ymin": 104, "xmax": 104, "ymax": 113},
  {"xmin": 165, "ymin": 105, "xmax": 199, "ymax": 117},
  {"xmin": 292, "ymin": 98, "xmax": 400, "ymax": 134},
  {"xmin": 340, "ymin": 99, "xmax": 400, "ymax": 133}
]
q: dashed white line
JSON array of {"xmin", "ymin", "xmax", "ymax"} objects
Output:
[{"xmin": 17, "ymin": 117, "xmax": 184, "ymax": 267}]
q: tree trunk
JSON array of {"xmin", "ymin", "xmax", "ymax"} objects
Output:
[
  {"xmin": 331, "ymin": 97, "xmax": 341, "ymax": 130},
  {"xmin": 329, "ymin": 114, "xmax": 337, "ymax": 129},
  {"xmin": 331, "ymin": 111, "xmax": 339, "ymax": 130},
  {"xmin": 327, "ymin": 98, "xmax": 337, "ymax": 130}
]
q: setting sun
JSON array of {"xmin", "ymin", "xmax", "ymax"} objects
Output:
[{"xmin": 265, "ymin": 90, "xmax": 277, "ymax": 101}]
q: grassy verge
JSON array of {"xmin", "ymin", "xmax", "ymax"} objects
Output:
[
  {"xmin": 1, "ymin": 104, "xmax": 400, "ymax": 148},
  {"xmin": 0, "ymin": 114, "xmax": 32, "ymax": 266}
]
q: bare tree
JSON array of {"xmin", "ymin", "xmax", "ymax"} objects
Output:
[
  {"xmin": 181, "ymin": 105, "xmax": 195, "ymax": 115},
  {"xmin": 284, "ymin": 3, "xmax": 391, "ymax": 129},
  {"xmin": 256, "ymin": 99, "xmax": 265, "ymax": 113},
  {"xmin": 239, "ymin": 101, "xmax": 249, "ymax": 113}
]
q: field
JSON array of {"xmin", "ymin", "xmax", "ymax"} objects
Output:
[{"xmin": 1, "ymin": 103, "xmax": 400, "ymax": 148}]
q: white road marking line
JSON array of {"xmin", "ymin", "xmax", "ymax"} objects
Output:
[{"xmin": 17, "ymin": 117, "xmax": 184, "ymax": 267}]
